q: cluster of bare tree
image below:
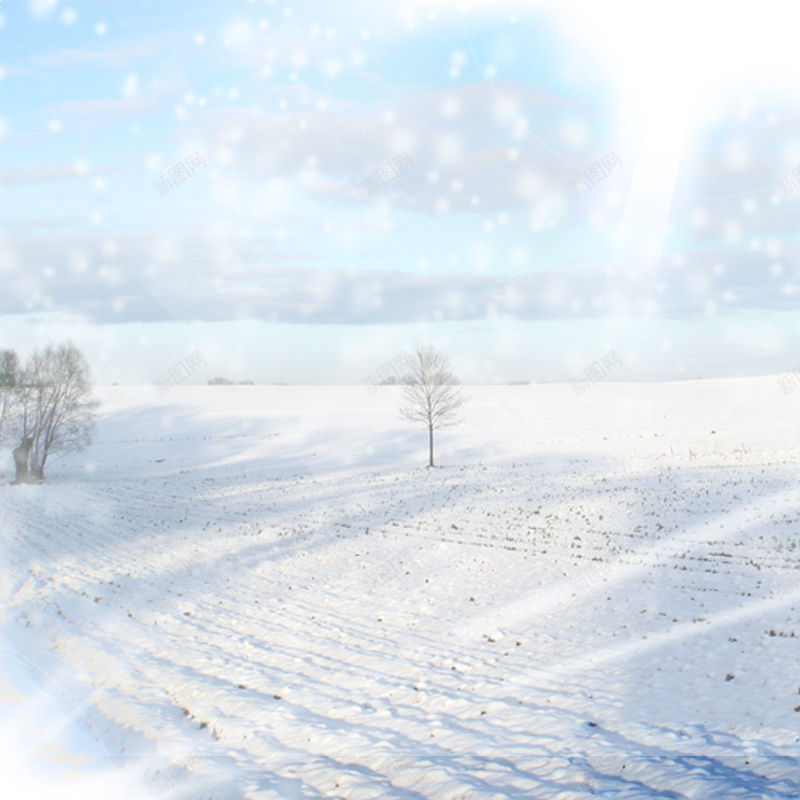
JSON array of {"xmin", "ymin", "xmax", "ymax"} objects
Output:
[
  {"xmin": 0, "ymin": 343, "xmax": 98, "ymax": 484},
  {"xmin": 0, "ymin": 342, "xmax": 462, "ymax": 480}
]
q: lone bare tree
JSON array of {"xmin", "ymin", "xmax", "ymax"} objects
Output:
[
  {"xmin": 399, "ymin": 345, "xmax": 467, "ymax": 468},
  {"xmin": 11, "ymin": 343, "xmax": 98, "ymax": 483}
]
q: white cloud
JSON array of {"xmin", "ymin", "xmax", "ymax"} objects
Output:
[
  {"xmin": 51, "ymin": 96, "xmax": 156, "ymax": 119},
  {"xmin": 0, "ymin": 164, "xmax": 106, "ymax": 185},
  {"xmin": 29, "ymin": 0, "xmax": 58, "ymax": 18},
  {"xmin": 30, "ymin": 38, "xmax": 160, "ymax": 69},
  {"xmin": 48, "ymin": 80, "xmax": 179, "ymax": 122}
]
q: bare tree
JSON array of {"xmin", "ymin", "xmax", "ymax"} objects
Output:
[
  {"xmin": 399, "ymin": 345, "xmax": 467, "ymax": 468},
  {"xmin": 11, "ymin": 343, "xmax": 98, "ymax": 483},
  {"xmin": 0, "ymin": 349, "xmax": 19, "ymax": 454}
]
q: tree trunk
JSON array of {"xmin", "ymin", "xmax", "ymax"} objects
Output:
[
  {"xmin": 30, "ymin": 447, "xmax": 46, "ymax": 482},
  {"xmin": 428, "ymin": 424, "xmax": 434, "ymax": 468},
  {"xmin": 11, "ymin": 438, "xmax": 33, "ymax": 484}
]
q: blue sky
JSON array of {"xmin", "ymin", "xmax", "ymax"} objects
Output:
[{"xmin": 1, "ymin": 0, "xmax": 800, "ymax": 385}]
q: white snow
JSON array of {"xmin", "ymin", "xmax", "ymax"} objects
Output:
[{"xmin": 1, "ymin": 379, "xmax": 799, "ymax": 798}]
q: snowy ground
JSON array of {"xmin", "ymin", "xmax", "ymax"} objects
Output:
[{"xmin": 1, "ymin": 379, "xmax": 799, "ymax": 799}]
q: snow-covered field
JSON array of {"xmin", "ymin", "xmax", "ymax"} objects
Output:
[{"xmin": 2, "ymin": 379, "xmax": 799, "ymax": 799}]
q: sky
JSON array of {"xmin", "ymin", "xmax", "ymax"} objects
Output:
[{"xmin": 1, "ymin": 0, "xmax": 800, "ymax": 385}]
